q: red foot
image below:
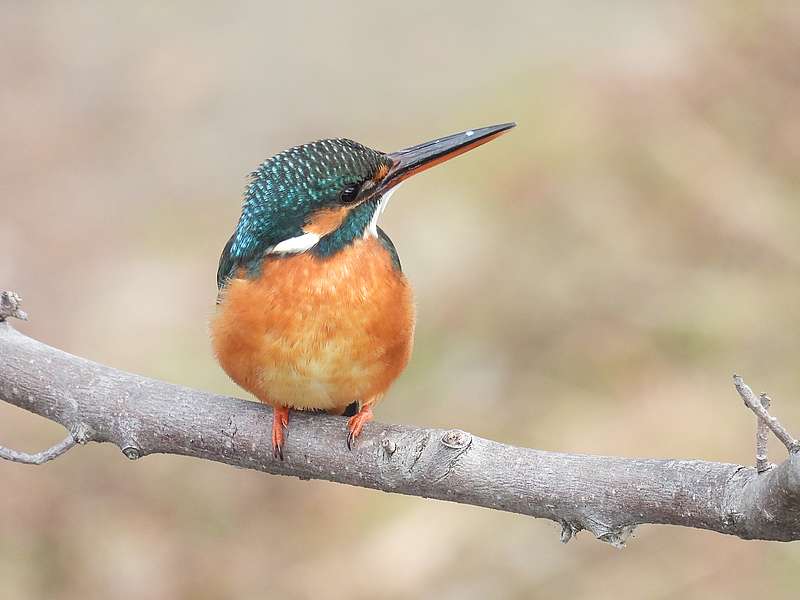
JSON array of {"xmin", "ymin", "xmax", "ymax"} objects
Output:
[
  {"xmin": 346, "ymin": 404, "xmax": 374, "ymax": 450},
  {"xmin": 272, "ymin": 406, "xmax": 290, "ymax": 460}
]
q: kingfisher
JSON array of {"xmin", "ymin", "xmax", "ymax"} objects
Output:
[{"xmin": 211, "ymin": 123, "xmax": 515, "ymax": 459}]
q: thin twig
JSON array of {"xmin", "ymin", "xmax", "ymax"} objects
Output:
[
  {"xmin": 0, "ymin": 434, "xmax": 77, "ymax": 465},
  {"xmin": 733, "ymin": 375, "xmax": 800, "ymax": 454},
  {"xmin": 756, "ymin": 394, "xmax": 773, "ymax": 473}
]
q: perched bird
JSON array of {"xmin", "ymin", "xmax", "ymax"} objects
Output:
[{"xmin": 211, "ymin": 123, "xmax": 515, "ymax": 458}]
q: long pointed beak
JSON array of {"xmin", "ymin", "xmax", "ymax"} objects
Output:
[{"xmin": 380, "ymin": 122, "xmax": 515, "ymax": 191}]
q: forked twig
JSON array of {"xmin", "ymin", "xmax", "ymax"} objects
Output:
[{"xmin": 733, "ymin": 375, "xmax": 800, "ymax": 455}]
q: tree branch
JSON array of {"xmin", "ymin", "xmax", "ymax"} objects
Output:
[{"xmin": 1, "ymin": 307, "xmax": 799, "ymax": 544}]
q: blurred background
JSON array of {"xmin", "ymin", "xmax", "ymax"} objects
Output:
[{"xmin": 2, "ymin": 1, "xmax": 799, "ymax": 598}]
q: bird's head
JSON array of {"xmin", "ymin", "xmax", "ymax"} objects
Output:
[{"xmin": 218, "ymin": 123, "xmax": 515, "ymax": 287}]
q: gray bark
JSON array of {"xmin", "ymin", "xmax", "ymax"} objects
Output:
[{"xmin": 1, "ymin": 319, "xmax": 799, "ymax": 544}]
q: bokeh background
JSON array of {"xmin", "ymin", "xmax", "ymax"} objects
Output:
[{"xmin": 2, "ymin": 2, "xmax": 800, "ymax": 598}]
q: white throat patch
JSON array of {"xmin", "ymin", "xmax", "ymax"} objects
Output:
[{"xmin": 365, "ymin": 185, "xmax": 400, "ymax": 238}]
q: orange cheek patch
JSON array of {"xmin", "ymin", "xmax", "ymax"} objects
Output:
[
  {"xmin": 303, "ymin": 206, "xmax": 351, "ymax": 236},
  {"xmin": 373, "ymin": 163, "xmax": 390, "ymax": 182}
]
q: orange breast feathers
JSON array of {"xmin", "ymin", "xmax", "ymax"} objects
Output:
[{"xmin": 211, "ymin": 237, "xmax": 415, "ymax": 413}]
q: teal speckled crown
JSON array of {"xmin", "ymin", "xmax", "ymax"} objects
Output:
[{"xmin": 217, "ymin": 139, "xmax": 392, "ymax": 288}]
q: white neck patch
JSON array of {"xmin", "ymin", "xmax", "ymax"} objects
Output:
[{"xmin": 268, "ymin": 231, "xmax": 321, "ymax": 255}]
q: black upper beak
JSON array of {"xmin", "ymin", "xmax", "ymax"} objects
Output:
[{"xmin": 380, "ymin": 122, "xmax": 515, "ymax": 191}]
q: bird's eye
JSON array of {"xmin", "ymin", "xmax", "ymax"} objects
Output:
[{"xmin": 339, "ymin": 184, "xmax": 360, "ymax": 204}]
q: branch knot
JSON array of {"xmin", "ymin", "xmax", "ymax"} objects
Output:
[
  {"xmin": 122, "ymin": 446, "xmax": 142, "ymax": 460},
  {"xmin": 0, "ymin": 291, "xmax": 28, "ymax": 322},
  {"xmin": 440, "ymin": 429, "xmax": 472, "ymax": 450}
]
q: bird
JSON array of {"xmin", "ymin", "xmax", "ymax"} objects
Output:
[{"xmin": 211, "ymin": 123, "xmax": 515, "ymax": 459}]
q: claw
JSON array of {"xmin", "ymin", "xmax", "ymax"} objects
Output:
[
  {"xmin": 271, "ymin": 406, "xmax": 290, "ymax": 460},
  {"xmin": 346, "ymin": 403, "xmax": 374, "ymax": 450}
]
